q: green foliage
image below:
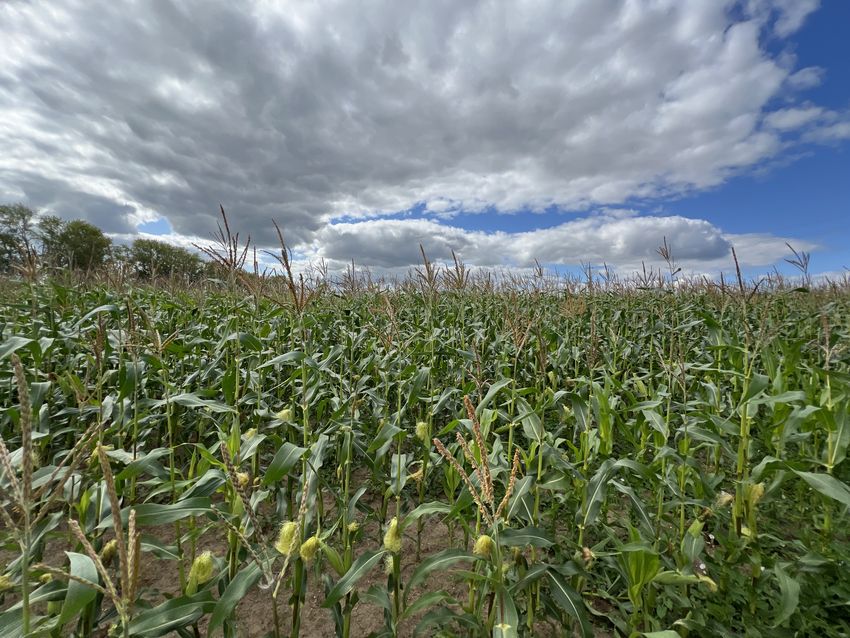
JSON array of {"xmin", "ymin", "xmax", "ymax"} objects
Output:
[
  {"xmin": 2, "ymin": 202, "xmax": 202, "ymax": 278},
  {"xmin": 0, "ymin": 204, "xmax": 111, "ymax": 272},
  {"xmin": 1, "ymin": 279, "xmax": 850, "ymax": 637},
  {"xmin": 35, "ymin": 214, "xmax": 66, "ymax": 266},
  {"xmin": 51, "ymin": 219, "xmax": 112, "ymax": 270},
  {"xmin": 127, "ymin": 238, "xmax": 203, "ymax": 281},
  {"xmin": 0, "ymin": 203, "xmax": 37, "ymax": 272}
]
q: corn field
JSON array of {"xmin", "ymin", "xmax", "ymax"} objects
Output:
[{"xmin": 1, "ymin": 276, "xmax": 849, "ymax": 637}]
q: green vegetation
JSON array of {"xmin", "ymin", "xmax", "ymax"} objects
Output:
[
  {"xmin": 124, "ymin": 239, "xmax": 204, "ymax": 281},
  {"xmin": 0, "ymin": 222, "xmax": 849, "ymax": 636},
  {"xmin": 0, "ymin": 203, "xmax": 202, "ymax": 281}
]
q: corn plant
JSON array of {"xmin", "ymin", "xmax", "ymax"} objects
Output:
[{"xmin": 2, "ymin": 262, "xmax": 850, "ymax": 638}]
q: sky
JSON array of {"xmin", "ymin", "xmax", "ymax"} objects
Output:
[{"xmin": 1, "ymin": 0, "xmax": 848, "ymax": 279}]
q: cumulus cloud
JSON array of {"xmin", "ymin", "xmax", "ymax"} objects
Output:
[
  {"xmin": 0, "ymin": 0, "xmax": 840, "ymax": 265},
  {"xmin": 763, "ymin": 105, "xmax": 850, "ymax": 144},
  {"xmin": 305, "ymin": 213, "xmax": 815, "ymax": 274}
]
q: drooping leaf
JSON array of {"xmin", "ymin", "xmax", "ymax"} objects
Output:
[
  {"xmin": 72, "ymin": 304, "xmax": 119, "ymax": 330},
  {"xmin": 505, "ymin": 475, "xmax": 535, "ymax": 523},
  {"xmin": 771, "ymin": 563, "xmax": 800, "ymax": 628},
  {"xmin": 151, "ymin": 393, "xmax": 235, "ymax": 413},
  {"xmin": 0, "ymin": 336, "xmax": 35, "ymax": 360},
  {"xmin": 322, "ymin": 549, "xmax": 386, "ymax": 608},
  {"xmin": 406, "ymin": 549, "xmax": 480, "ymax": 596},
  {"xmin": 499, "ymin": 526, "xmax": 554, "ymax": 548},
  {"xmin": 415, "ymin": 607, "xmax": 482, "ymax": 636},
  {"xmin": 256, "ymin": 350, "xmax": 305, "ymax": 369},
  {"xmin": 263, "ymin": 442, "xmax": 307, "ymax": 484},
  {"xmin": 130, "ymin": 592, "xmax": 215, "ymax": 636},
  {"xmin": 515, "ymin": 397, "xmax": 544, "ymax": 443},
  {"xmin": 57, "ymin": 552, "xmax": 100, "ymax": 628},
  {"xmin": 611, "ymin": 480, "xmax": 654, "ymax": 538},
  {"xmin": 546, "ymin": 570, "xmax": 593, "ymax": 638},
  {"xmin": 401, "ymin": 591, "xmax": 456, "ymax": 621},
  {"xmin": 578, "ymin": 458, "xmax": 616, "ymax": 529},
  {"xmin": 477, "ymin": 379, "xmax": 512, "ymax": 414},
  {"xmin": 403, "ymin": 501, "xmax": 452, "ymax": 528},
  {"xmin": 99, "ymin": 497, "xmax": 211, "ymax": 528},
  {"xmin": 207, "ymin": 563, "xmax": 262, "ymax": 635},
  {"xmin": 794, "ymin": 471, "xmax": 850, "ymax": 508}
]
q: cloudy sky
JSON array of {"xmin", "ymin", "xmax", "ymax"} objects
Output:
[{"xmin": 1, "ymin": 0, "xmax": 848, "ymax": 277}]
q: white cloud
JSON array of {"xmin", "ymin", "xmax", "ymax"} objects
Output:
[
  {"xmin": 744, "ymin": 0, "xmax": 820, "ymax": 37},
  {"xmin": 0, "ymin": 0, "xmax": 844, "ymax": 245},
  {"xmin": 786, "ymin": 66, "xmax": 824, "ymax": 90},
  {"xmin": 0, "ymin": 0, "xmax": 841, "ymax": 277},
  {"xmin": 771, "ymin": 0, "xmax": 820, "ymax": 37},
  {"xmin": 108, "ymin": 231, "xmax": 208, "ymax": 252},
  {"xmin": 803, "ymin": 121, "xmax": 850, "ymax": 143},
  {"xmin": 305, "ymin": 213, "xmax": 815, "ymax": 274},
  {"xmin": 765, "ymin": 106, "xmax": 824, "ymax": 130}
]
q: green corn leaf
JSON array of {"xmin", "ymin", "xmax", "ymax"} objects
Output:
[
  {"xmin": 5, "ymin": 580, "xmax": 65, "ymax": 611},
  {"xmin": 57, "ymin": 552, "xmax": 100, "ymax": 628},
  {"xmin": 406, "ymin": 548, "xmax": 480, "ymax": 595},
  {"xmin": 322, "ymin": 542, "xmax": 345, "ymax": 576},
  {"xmin": 322, "ymin": 549, "xmax": 386, "ymax": 608},
  {"xmin": 0, "ymin": 335, "xmax": 35, "ymax": 360},
  {"xmin": 404, "ymin": 366, "xmax": 430, "ymax": 408},
  {"xmin": 499, "ymin": 526, "xmax": 555, "ymax": 548},
  {"xmin": 256, "ymin": 350, "xmax": 305, "ymax": 369},
  {"xmin": 129, "ymin": 591, "xmax": 216, "ymax": 636},
  {"xmin": 546, "ymin": 570, "xmax": 593, "ymax": 638},
  {"xmin": 492, "ymin": 583, "xmax": 519, "ymax": 638},
  {"xmin": 510, "ymin": 564, "xmax": 552, "ymax": 594},
  {"xmin": 477, "ymin": 378, "xmax": 512, "ymax": 414},
  {"xmin": 506, "ymin": 475, "xmax": 535, "ymax": 523},
  {"xmin": 263, "ymin": 442, "xmax": 307, "ymax": 484},
  {"xmin": 0, "ymin": 609, "xmax": 25, "ymax": 638},
  {"xmin": 578, "ymin": 458, "xmax": 616, "ymax": 529},
  {"xmin": 359, "ymin": 583, "xmax": 392, "ymax": 615},
  {"xmin": 741, "ymin": 373, "xmax": 770, "ymax": 404},
  {"xmin": 151, "ymin": 392, "xmax": 235, "ymax": 413},
  {"xmin": 207, "ymin": 563, "xmax": 262, "ymax": 635},
  {"xmin": 642, "ymin": 409, "xmax": 668, "ymax": 439},
  {"xmin": 367, "ymin": 420, "xmax": 403, "ymax": 456},
  {"xmin": 181, "ymin": 469, "xmax": 227, "ymax": 500},
  {"xmin": 403, "ymin": 500, "xmax": 452, "ymax": 528},
  {"xmin": 516, "ymin": 397, "xmax": 544, "ymax": 443},
  {"xmin": 98, "ymin": 497, "xmax": 212, "ymax": 528},
  {"xmin": 415, "ymin": 608, "xmax": 482, "ymax": 636},
  {"xmin": 72, "ymin": 303, "xmax": 119, "ymax": 330},
  {"xmin": 401, "ymin": 591, "xmax": 456, "ymax": 621},
  {"xmin": 794, "ymin": 471, "xmax": 850, "ymax": 508},
  {"xmin": 771, "ymin": 564, "xmax": 800, "ymax": 628},
  {"xmin": 611, "ymin": 480, "xmax": 654, "ymax": 538}
]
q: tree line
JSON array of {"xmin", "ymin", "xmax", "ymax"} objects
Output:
[{"xmin": 0, "ymin": 203, "xmax": 205, "ymax": 281}]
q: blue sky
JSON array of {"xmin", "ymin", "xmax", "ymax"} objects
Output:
[
  {"xmin": 1, "ymin": 0, "xmax": 848, "ymax": 278},
  {"xmin": 678, "ymin": 1, "xmax": 850, "ymax": 274}
]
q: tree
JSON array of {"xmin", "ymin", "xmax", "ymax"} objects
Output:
[
  {"xmin": 1, "ymin": 204, "xmax": 115, "ymax": 274},
  {"xmin": 36, "ymin": 214, "xmax": 66, "ymax": 267},
  {"xmin": 54, "ymin": 220, "xmax": 112, "ymax": 270},
  {"xmin": 129, "ymin": 238, "xmax": 203, "ymax": 281},
  {"xmin": 0, "ymin": 203, "xmax": 37, "ymax": 273}
]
